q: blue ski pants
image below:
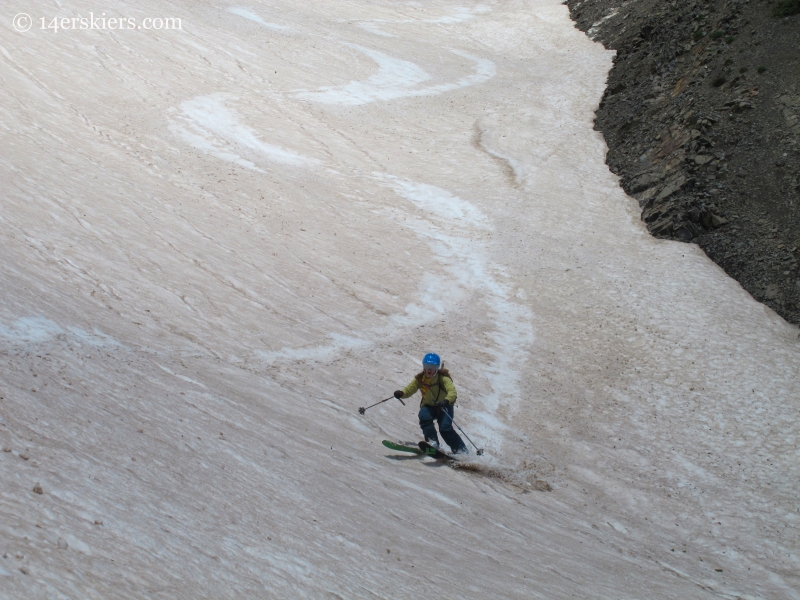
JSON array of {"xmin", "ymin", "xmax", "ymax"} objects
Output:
[{"xmin": 419, "ymin": 404, "xmax": 467, "ymax": 453}]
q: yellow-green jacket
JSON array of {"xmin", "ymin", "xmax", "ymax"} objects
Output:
[{"xmin": 400, "ymin": 369, "xmax": 457, "ymax": 408}]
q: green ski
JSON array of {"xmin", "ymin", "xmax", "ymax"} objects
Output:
[{"xmin": 382, "ymin": 440, "xmax": 423, "ymax": 454}]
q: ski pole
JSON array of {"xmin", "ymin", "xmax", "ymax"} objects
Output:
[
  {"xmin": 449, "ymin": 412, "xmax": 484, "ymax": 455},
  {"xmin": 358, "ymin": 395, "xmax": 405, "ymax": 415}
]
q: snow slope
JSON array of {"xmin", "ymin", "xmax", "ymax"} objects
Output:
[{"xmin": 1, "ymin": 0, "xmax": 798, "ymax": 597}]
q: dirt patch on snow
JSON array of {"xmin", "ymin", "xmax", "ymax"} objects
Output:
[{"xmin": 452, "ymin": 461, "xmax": 554, "ymax": 491}]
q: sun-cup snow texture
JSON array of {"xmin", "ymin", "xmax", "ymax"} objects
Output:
[{"xmin": 0, "ymin": 1, "xmax": 798, "ymax": 598}]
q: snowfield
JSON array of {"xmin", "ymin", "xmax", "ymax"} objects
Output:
[{"xmin": 1, "ymin": 1, "xmax": 798, "ymax": 598}]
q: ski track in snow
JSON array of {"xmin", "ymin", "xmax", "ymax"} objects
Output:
[
  {"xmin": 356, "ymin": 22, "xmax": 396, "ymax": 38},
  {"xmin": 226, "ymin": 6, "xmax": 290, "ymax": 31},
  {"xmin": 0, "ymin": 316, "xmax": 121, "ymax": 348},
  {"xmin": 169, "ymin": 94, "xmax": 316, "ymax": 170},
  {"xmin": 256, "ymin": 172, "xmax": 533, "ymax": 451},
  {"xmin": 354, "ymin": 4, "xmax": 493, "ymax": 36},
  {"xmin": 254, "ymin": 332, "xmax": 371, "ymax": 364},
  {"xmin": 377, "ymin": 175, "xmax": 534, "ymax": 446},
  {"xmin": 293, "ymin": 46, "xmax": 496, "ymax": 106}
]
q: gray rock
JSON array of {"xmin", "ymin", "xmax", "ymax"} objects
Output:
[
  {"xmin": 656, "ymin": 176, "xmax": 687, "ymax": 201},
  {"xmin": 651, "ymin": 216, "xmax": 674, "ymax": 236},
  {"xmin": 765, "ymin": 284, "xmax": 779, "ymax": 300},
  {"xmin": 629, "ymin": 172, "xmax": 663, "ymax": 193},
  {"xmin": 637, "ymin": 186, "xmax": 659, "ymax": 207},
  {"xmin": 676, "ymin": 221, "xmax": 704, "ymax": 241},
  {"xmin": 643, "ymin": 199, "xmax": 675, "ymax": 223},
  {"xmin": 711, "ymin": 214, "xmax": 728, "ymax": 228}
]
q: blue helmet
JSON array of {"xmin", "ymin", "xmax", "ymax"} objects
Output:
[{"xmin": 422, "ymin": 353, "xmax": 441, "ymax": 368}]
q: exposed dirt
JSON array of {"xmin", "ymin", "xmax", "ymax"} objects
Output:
[
  {"xmin": 450, "ymin": 461, "xmax": 554, "ymax": 491},
  {"xmin": 566, "ymin": 0, "xmax": 800, "ymax": 323}
]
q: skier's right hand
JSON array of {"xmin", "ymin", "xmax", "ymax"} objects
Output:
[{"xmin": 394, "ymin": 390, "xmax": 404, "ymax": 399}]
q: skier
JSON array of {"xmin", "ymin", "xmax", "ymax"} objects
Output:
[{"xmin": 394, "ymin": 353, "xmax": 468, "ymax": 455}]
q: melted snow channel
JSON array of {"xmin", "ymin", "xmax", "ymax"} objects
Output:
[
  {"xmin": 294, "ymin": 46, "xmax": 495, "ymax": 106},
  {"xmin": 169, "ymin": 94, "xmax": 316, "ymax": 170}
]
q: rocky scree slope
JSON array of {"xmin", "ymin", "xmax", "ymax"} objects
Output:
[{"xmin": 566, "ymin": 0, "xmax": 800, "ymax": 324}]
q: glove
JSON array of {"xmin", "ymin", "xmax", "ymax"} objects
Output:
[
  {"xmin": 394, "ymin": 390, "xmax": 404, "ymax": 399},
  {"xmin": 435, "ymin": 400, "xmax": 450, "ymax": 408}
]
